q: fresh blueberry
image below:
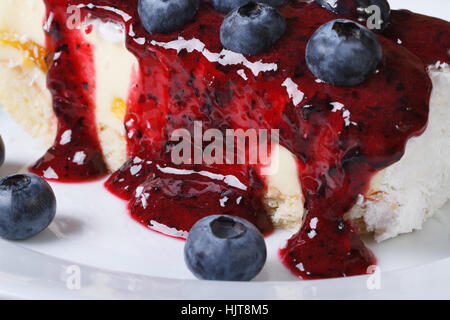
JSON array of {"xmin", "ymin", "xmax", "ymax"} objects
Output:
[
  {"xmin": 212, "ymin": 0, "xmax": 285, "ymax": 14},
  {"xmin": 0, "ymin": 135, "xmax": 4, "ymax": 167},
  {"xmin": 220, "ymin": 2, "xmax": 286, "ymax": 55},
  {"xmin": 306, "ymin": 19, "xmax": 382, "ymax": 86},
  {"xmin": 315, "ymin": 0, "xmax": 390, "ymax": 32},
  {"xmin": 0, "ymin": 174, "xmax": 56, "ymax": 240},
  {"xmin": 138, "ymin": 0, "xmax": 200, "ymax": 34},
  {"xmin": 184, "ymin": 215, "xmax": 267, "ymax": 281}
]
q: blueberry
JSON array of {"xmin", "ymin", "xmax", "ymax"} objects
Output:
[
  {"xmin": 306, "ymin": 19, "xmax": 382, "ymax": 86},
  {"xmin": 0, "ymin": 135, "xmax": 4, "ymax": 167},
  {"xmin": 138, "ymin": 0, "xmax": 200, "ymax": 34},
  {"xmin": 315, "ymin": 0, "xmax": 390, "ymax": 32},
  {"xmin": 0, "ymin": 174, "xmax": 56, "ymax": 240},
  {"xmin": 212, "ymin": 0, "xmax": 285, "ymax": 14},
  {"xmin": 220, "ymin": 2, "xmax": 286, "ymax": 55},
  {"xmin": 184, "ymin": 215, "xmax": 267, "ymax": 281}
]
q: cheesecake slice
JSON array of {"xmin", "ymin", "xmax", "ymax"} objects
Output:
[{"xmin": 0, "ymin": 0, "xmax": 449, "ymax": 278}]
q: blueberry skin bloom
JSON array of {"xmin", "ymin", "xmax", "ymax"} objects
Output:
[
  {"xmin": 306, "ymin": 19, "xmax": 382, "ymax": 86},
  {"xmin": 0, "ymin": 174, "xmax": 56, "ymax": 240},
  {"xmin": 212, "ymin": 0, "xmax": 285, "ymax": 14},
  {"xmin": 184, "ymin": 215, "xmax": 267, "ymax": 281},
  {"xmin": 138, "ymin": 0, "xmax": 200, "ymax": 34},
  {"xmin": 0, "ymin": 135, "xmax": 4, "ymax": 167},
  {"xmin": 220, "ymin": 2, "xmax": 286, "ymax": 55},
  {"xmin": 315, "ymin": 0, "xmax": 391, "ymax": 32}
]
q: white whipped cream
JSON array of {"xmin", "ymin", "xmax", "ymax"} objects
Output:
[{"xmin": 77, "ymin": 3, "xmax": 132, "ymax": 22}]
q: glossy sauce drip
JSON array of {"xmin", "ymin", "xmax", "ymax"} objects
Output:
[
  {"xmin": 38, "ymin": 0, "xmax": 449, "ymax": 278},
  {"xmin": 0, "ymin": 32, "xmax": 47, "ymax": 72},
  {"xmin": 30, "ymin": 3, "xmax": 107, "ymax": 181}
]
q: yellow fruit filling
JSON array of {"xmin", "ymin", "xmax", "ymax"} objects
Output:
[{"xmin": 0, "ymin": 31, "xmax": 47, "ymax": 72}]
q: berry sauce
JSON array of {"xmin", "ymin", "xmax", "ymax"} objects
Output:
[
  {"xmin": 30, "ymin": 4, "xmax": 107, "ymax": 181},
  {"xmin": 37, "ymin": 0, "xmax": 449, "ymax": 279}
]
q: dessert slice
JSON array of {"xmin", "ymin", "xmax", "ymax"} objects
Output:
[
  {"xmin": 347, "ymin": 61, "xmax": 450, "ymax": 241},
  {"xmin": 0, "ymin": 0, "xmax": 449, "ymax": 278},
  {"xmin": 0, "ymin": 0, "xmax": 305, "ymax": 228}
]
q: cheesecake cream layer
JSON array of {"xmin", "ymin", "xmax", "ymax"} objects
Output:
[
  {"xmin": 0, "ymin": 0, "xmax": 54, "ymax": 146},
  {"xmin": 0, "ymin": 0, "xmax": 449, "ymax": 240}
]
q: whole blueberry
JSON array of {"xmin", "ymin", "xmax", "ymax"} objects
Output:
[
  {"xmin": 306, "ymin": 19, "xmax": 382, "ymax": 86},
  {"xmin": 220, "ymin": 2, "xmax": 286, "ymax": 55},
  {"xmin": 0, "ymin": 135, "xmax": 4, "ymax": 167},
  {"xmin": 315, "ymin": 0, "xmax": 390, "ymax": 32},
  {"xmin": 184, "ymin": 215, "xmax": 267, "ymax": 281},
  {"xmin": 0, "ymin": 174, "xmax": 56, "ymax": 240},
  {"xmin": 212, "ymin": 0, "xmax": 285, "ymax": 14},
  {"xmin": 138, "ymin": 0, "xmax": 200, "ymax": 34}
]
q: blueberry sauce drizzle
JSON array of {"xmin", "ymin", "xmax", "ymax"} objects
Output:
[
  {"xmin": 30, "ymin": 4, "xmax": 107, "ymax": 181},
  {"xmin": 384, "ymin": 9, "xmax": 450, "ymax": 65},
  {"xmin": 36, "ymin": 1, "xmax": 449, "ymax": 279}
]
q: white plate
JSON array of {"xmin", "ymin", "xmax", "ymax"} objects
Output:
[{"xmin": 0, "ymin": 0, "xmax": 449, "ymax": 300}]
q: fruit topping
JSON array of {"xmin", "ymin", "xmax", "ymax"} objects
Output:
[
  {"xmin": 306, "ymin": 19, "xmax": 382, "ymax": 86},
  {"xmin": 212, "ymin": 0, "xmax": 285, "ymax": 14},
  {"xmin": 129, "ymin": 163, "xmax": 272, "ymax": 237},
  {"xmin": 0, "ymin": 174, "xmax": 56, "ymax": 240},
  {"xmin": 184, "ymin": 215, "xmax": 267, "ymax": 280},
  {"xmin": 138, "ymin": 0, "xmax": 200, "ymax": 34},
  {"xmin": 314, "ymin": 0, "xmax": 391, "ymax": 32},
  {"xmin": 220, "ymin": 2, "xmax": 286, "ymax": 54}
]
